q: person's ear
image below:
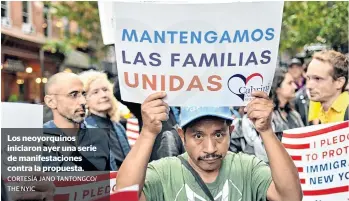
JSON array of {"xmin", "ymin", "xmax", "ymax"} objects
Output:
[
  {"xmin": 229, "ymin": 124, "xmax": 235, "ymax": 134},
  {"xmin": 334, "ymin": 77, "xmax": 346, "ymax": 91},
  {"xmin": 44, "ymin": 95, "xmax": 57, "ymax": 109},
  {"xmin": 177, "ymin": 127, "xmax": 185, "ymax": 144}
]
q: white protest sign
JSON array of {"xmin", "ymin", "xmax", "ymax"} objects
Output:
[
  {"xmin": 98, "ymin": 0, "xmax": 257, "ymax": 45},
  {"xmin": 1, "ymin": 102, "xmax": 43, "ymax": 128},
  {"xmin": 1, "ymin": 103, "xmax": 43, "ymax": 177},
  {"xmin": 282, "ymin": 121, "xmax": 349, "ymax": 201},
  {"xmin": 98, "ymin": 1, "xmax": 115, "ymax": 45},
  {"xmin": 113, "ymin": 2, "xmax": 283, "ymax": 106}
]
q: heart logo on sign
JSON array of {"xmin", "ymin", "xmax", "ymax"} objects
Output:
[{"xmin": 227, "ymin": 73, "xmax": 264, "ymax": 100}]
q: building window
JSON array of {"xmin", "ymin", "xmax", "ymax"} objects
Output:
[
  {"xmin": 22, "ymin": 1, "xmax": 31, "ymax": 23},
  {"xmin": 1, "ymin": 1, "xmax": 9, "ymax": 18},
  {"xmin": 43, "ymin": 4, "xmax": 51, "ymax": 37}
]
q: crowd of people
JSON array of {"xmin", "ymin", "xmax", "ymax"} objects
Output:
[
  {"xmin": 2, "ymin": 49, "xmax": 348, "ymax": 200},
  {"xmin": 39, "ymin": 49, "xmax": 349, "ymax": 169}
]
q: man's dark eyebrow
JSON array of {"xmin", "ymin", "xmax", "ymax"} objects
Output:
[
  {"xmin": 68, "ymin": 90, "xmax": 79, "ymax": 95},
  {"xmin": 212, "ymin": 127, "xmax": 228, "ymax": 134},
  {"xmin": 189, "ymin": 126, "xmax": 226, "ymax": 133},
  {"xmin": 188, "ymin": 127, "xmax": 203, "ymax": 133}
]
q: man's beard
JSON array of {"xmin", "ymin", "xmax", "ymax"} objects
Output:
[{"xmin": 60, "ymin": 111, "xmax": 85, "ymax": 124}]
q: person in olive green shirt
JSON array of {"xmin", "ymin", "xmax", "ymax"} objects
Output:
[{"xmin": 116, "ymin": 91, "xmax": 302, "ymax": 201}]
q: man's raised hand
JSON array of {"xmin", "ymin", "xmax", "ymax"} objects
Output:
[
  {"xmin": 245, "ymin": 91, "xmax": 274, "ymax": 133},
  {"xmin": 141, "ymin": 92, "xmax": 169, "ymax": 135}
]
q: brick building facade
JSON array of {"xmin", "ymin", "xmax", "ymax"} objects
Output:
[{"xmin": 1, "ymin": 1, "xmax": 82, "ymax": 103}]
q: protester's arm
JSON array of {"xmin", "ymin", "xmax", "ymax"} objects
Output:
[
  {"xmin": 246, "ymin": 91, "xmax": 302, "ymax": 201},
  {"xmin": 260, "ymin": 128, "xmax": 302, "ymax": 201},
  {"xmin": 116, "ymin": 132, "xmax": 156, "ymax": 197},
  {"xmin": 115, "ymin": 92, "xmax": 169, "ymax": 199}
]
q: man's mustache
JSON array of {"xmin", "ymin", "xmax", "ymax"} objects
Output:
[
  {"xmin": 198, "ymin": 153, "xmax": 223, "ymax": 160},
  {"xmin": 75, "ymin": 104, "xmax": 86, "ymax": 115}
]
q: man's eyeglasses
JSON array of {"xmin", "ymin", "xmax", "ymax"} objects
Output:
[{"xmin": 49, "ymin": 91, "xmax": 86, "ymax": 99}]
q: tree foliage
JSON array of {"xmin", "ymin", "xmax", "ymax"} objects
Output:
[
  {"xmin": 43, "ymin": 1, "xmax": 106, "ymax": 64},
  {"xmin": 280, "ymin": 1, "xmax": 349, "ymax": 54},
  {"xmin": 45, "ymin": 1, "xmax": 348, "ymax": 59}
]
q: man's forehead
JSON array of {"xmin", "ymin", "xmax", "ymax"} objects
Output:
[
  {"xmin": 53, "ymin": 77, "xmax": 83, "ymax": 94},
  {"xmin": 310, "ymin": 59, "xmax": 333, "ymax": 68},
  {"xmin": 189, "ymin": 118, "xmax": 227, "ymax": 130},
  {"xmin": 308, "ymin": 60, "xmax": 332, "ymax": 74}
]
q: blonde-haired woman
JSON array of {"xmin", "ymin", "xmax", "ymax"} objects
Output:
[{"xmin": 79, "ymin": 70, "xmax": 130, "ymax": 170}]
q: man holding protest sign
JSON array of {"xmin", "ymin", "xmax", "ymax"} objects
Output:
[
  {"xmin": 110, "ymin": 1, "xmax": 285, "ymax": 167},
  {"xmin": 116, "ymin": 91, "xmax": 302, "ymax": 201}
]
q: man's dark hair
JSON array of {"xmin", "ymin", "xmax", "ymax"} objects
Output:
[{"xmin": 313, "ymin": 50, "xmax": 348, "ymax": 92}]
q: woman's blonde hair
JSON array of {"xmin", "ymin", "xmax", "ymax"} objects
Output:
[{"xmin": 79, "ymin": 70, "xmax": 121, "ymax": 122}]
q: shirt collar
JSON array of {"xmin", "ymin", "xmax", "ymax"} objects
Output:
[
  {"xmin": 330, "ymin": 92, "xmax": 349, "ymax": 112},
  {"xmin": 90, "ymin": 113, "xmax": 111, "ymax": 128},
  {"xmin": 52, "ymin": 120, "xmax": 86, "ymax": 129}
]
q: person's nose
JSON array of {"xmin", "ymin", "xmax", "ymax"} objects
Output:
[
  {"xmin": 101, "ymin": 90, "xmax": 108, "ymax": 98},
  {"xmin": 306, "ymin": 79, "xmax": 314, "ymax": 90},
  {"xmin": 203, "ymin": 137, "xmax": 218, "ymax": 154},
  {"xmin": 78, "ymin": 93, "xmax": 87, "ymax": 105}
]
